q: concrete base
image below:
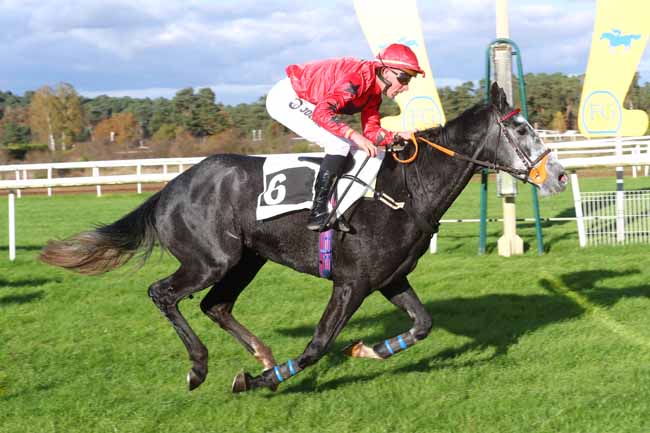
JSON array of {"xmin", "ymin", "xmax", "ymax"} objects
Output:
[
  {"xmin": 498, "ymin": 196, "xmax": 524, "ymax": 256},
  {"xmin": 498, "ymin": 233, "xmax": 524, "ymax": 257}
]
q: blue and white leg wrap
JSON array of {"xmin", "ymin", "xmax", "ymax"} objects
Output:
[
  {"xmin": 270, "ymin": 359, "xmax": 302, "ymax": 384},
  {"xmin": 373, "ymin": 332, "xmax": 417, "ymax": 359}
]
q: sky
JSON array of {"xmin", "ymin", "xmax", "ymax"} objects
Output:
[{"xmin": 0, "ymin": 0, "xmax": 647, "ymax": 106}]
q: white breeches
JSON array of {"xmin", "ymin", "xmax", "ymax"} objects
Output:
[{"xmin": 265, "ymin": 78, "xmax": 353, "ymax": 157}]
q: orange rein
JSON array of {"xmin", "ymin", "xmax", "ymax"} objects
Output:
[
  {"xmin": 392, "ymin": 133, "xmax": 455, "ymax": 164},
  {"xmin": 391, "ymin": 132, "xmax": 551, "ymax": 186},
  {"xmin": 391, "ymin": 133, "xmax": 419, "ymax": 164}
]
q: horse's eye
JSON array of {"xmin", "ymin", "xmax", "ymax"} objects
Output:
[{"xmin": 516, "ymin": 126, "xmax": 527, "ymax": 136}]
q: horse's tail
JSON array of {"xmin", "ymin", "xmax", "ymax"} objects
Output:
[{"xmin": 40, "ymin": 192, "xmax": 162, "ymax": 275}]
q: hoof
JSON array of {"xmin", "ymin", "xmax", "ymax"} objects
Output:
[
  {"xmin": 232, "ymin": 371, "xmax": 252, "ymax": 393},
  {"xmin": 343, "ymin": 340, "xmax": 364, "ymax": 357},
  {"xmin": 342, "ymin": 340, "xmax": 382, "ymax": 360},
  {"xmin": 334, "ymin": 217, "xmax": 352, "ymax": 233},
  {"xmin": 187, "ymin": 368, "xmax": 206, "ymax": 391}
]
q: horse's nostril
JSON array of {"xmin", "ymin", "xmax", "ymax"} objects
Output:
[{"xmin": 559, "ymin": 173, "xmax": 568, "ymax": 185}]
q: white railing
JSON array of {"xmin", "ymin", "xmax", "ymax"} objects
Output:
[
  {"xmin": 0, "ymin": 157, "xmax": 204, "ymax": 173},
  {"xmin": 0, "ymin": 152, "xmax": 325, "ymax": 261},
  {"xmin": 538, "ymin": 129, "xmax": 582, "ymax": 141},
  {"xmin": 2, "ymin": 136, "xmax": 649, "ymax": 188},
  {"xmin": 570, "ymin": 175, "xmax": 650, "ymax": 248},
  {"xmin": 2, "ymin": 135, "xmax": 650, "ymax": 195},
  {"xmin": 3, "ymin": 134, "xmax": 650, "ymax": 259},
  {"xmin": 547, "ymin": 136, "xmax": 650, "ymax": 172},
  {"xmin": 0, "ymin": 153, "xmax": 327, "ymax": 193},
  {"xmin": 0, "ymin": 157, "xmax": 205, "ymax": 197}
]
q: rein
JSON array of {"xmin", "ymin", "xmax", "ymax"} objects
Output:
[
  {"xmin": 391, "ymin": 108, "xmax": 551, "ymax": 185},
  {"xmin": 338, "ymin": 172, "xmax": 439, "ymax": 235}
]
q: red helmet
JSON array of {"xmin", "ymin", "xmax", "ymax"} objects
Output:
[{"xmin": 375, "ymin": 43, "xmax": 425, "ymax": 76}]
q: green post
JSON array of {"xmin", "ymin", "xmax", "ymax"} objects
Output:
[
  {"xmin": 482, "ymin": 37, "xmax": 545, "ymax": 255},
  {"xmin": 479, "ymin": 45, "xmax": 493, "ymax": 255},
  {"xmin": 510, "ymin": 39, "xmax": 545, "ymax": 255},
  {"xmin": 479, "ymin": 168, "xmax": 488, "ymax": 255}
]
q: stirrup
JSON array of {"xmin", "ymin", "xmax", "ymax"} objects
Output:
[
  {"xmin": 315, "ymin": 213, "xmax": 351, "ymax": 233},
  {"xmin": 306, "ymin": 214, "xmax": 327, "ymax": 232},
  {"xmin": 334, "ymin": 215, "xmax": 351, "ymax": 233}
]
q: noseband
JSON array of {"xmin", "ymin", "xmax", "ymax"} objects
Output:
[
  {"xmin": 494, "ymin": 108, "xmax": 551, "ymax": 185},
  {"xmin": 392, "ymin": 107, "xmax": 551, "ymax": 185}
]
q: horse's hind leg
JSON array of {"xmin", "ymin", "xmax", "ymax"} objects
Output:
[
  {"xmin": 148, "ymin": 264, "xmax": 220, "ymax": 390},
  {"xmin": 344, "ymin": 276, "xmax": 432, "ymax": 360},
  {"xmin": 200, "ymin": 251, "xmax": 278, "ymax": 371},
  {"xmin": 235, "ymin": 282, "xmax": 368, "ymax": 392}
]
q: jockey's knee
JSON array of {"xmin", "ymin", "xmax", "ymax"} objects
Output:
[{"xmin": 324, "ymin": 139, "xmax": 350, "ymax": 157}]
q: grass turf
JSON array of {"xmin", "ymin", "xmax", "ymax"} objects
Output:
[{"xmin": 1, "ymin": 174, "xmax": 650, "ymax": 433}]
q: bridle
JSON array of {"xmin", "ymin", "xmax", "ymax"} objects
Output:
[
  {"xmin": 495, "ymin": 108, "xmax": 551, "ymax": 184},
  {"xmin": 391, "ymin": 107, "xmax": 552, "ymax": 185}
]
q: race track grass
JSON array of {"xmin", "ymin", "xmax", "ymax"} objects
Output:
[{"xmin": 1, "ymin": 173, "xmax": 650, "ymax": 433}]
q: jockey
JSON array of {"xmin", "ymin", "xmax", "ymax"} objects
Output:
[{"xmin": 266, "ymin": 43, "xmax": 425, "ymax": 232}]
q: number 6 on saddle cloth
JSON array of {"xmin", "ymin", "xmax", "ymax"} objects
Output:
[{"xmin": 255, "ymin": 149, "xmax": 386, "ymax": 223}]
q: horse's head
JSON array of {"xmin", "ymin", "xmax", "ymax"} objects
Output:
[{"xmin": 485, "ymin": 82, "xmax": 567, "ymax": 196}]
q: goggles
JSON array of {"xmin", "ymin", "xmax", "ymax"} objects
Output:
[{"xmin": 389, "ymin": 68, "xmax": 414, "ymax": 86}]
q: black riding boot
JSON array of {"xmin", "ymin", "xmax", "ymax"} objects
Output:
[{"xmin": 306, "ymin": 155, "xmax": 347, "ymax": 232}]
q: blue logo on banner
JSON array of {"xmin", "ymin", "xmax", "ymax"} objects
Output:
[{"xmin": 601, "ymin": 29, "xmax": 642, "ymax": 49}]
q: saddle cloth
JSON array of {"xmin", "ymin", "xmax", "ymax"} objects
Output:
[{"xmin": 256, "ymin": 149, "xmax": 385, "ymax": 221}]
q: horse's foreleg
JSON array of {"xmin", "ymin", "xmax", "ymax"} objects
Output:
[
  {"xmin": 345, "ymin": 277, "xmax": 432, "ymax": 360},
  {"xmin": 233, "ymin": 283, "xmax": 366, "ymax": 393},
  {"xmin": 148, "ymin": 265, "xmax": 218, "ymax": 391}
]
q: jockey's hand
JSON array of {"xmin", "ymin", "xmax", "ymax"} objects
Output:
[
  {"xmin": 396, "ymin": 130, "xmax": 416, "ymax": 141},
  {"xmin": 350, "ymin": 131, "xmax": 378, "ymax": 158}
]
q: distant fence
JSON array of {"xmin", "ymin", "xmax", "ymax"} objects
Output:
[
  {"xmin": 3, "ymin": 134, "xmax": 650, "ymax": 259},
  {"xmin": 547, "ymin": 135, "xmax": 650, "ymax": 172},
  {"xmin": 0, "ymin": 157, "xmax": 205, "ymax": 197},
  {"xmin": 0, "ymin": 153, "xmax": 324, "ymax": 261},
  {"xmin": 573, "ymin": 189, "xmax": 650, "ymax": 247},
  {"xmin": 2, "ymin": 136, "xmax": 649, "ymax": 194}
]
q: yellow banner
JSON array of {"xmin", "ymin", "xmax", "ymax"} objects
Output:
[
  {"xmin": 353, "ymin": 0, "xmax": 445, "ymax": 131},
  {"xmin": 579, "ymin": 0, "xmax": 650, "ymax": 137}
]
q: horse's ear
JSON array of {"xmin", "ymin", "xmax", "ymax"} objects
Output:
[
  {"xmin": 490, "ymin": 82, "xmax": 508, "ymax": 111},
  {"xmin": 490, "ymin": 82, "xmax": 500, "ymax": 105}
]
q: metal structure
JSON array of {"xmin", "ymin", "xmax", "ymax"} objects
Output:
[
  {"xmin": 575, "ymin": 189, "xmax": 650, "ymax": 246},
  {"xmin": 480, "ymin": 37, "xmax": 545, "ymax": 255}
]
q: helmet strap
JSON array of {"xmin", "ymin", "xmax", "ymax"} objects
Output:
[{"xmin": 376, "ymin": 68, "xmax": 392, "ymax": 96}]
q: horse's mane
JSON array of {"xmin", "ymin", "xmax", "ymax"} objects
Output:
[{"xmin": 416, "ymin": 100, "xmax": 490, "ymax": 142}]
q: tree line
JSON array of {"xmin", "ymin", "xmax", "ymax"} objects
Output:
[{"xmin": 1, "ymin": 72, "xmax": 649, "ymax": 162}]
